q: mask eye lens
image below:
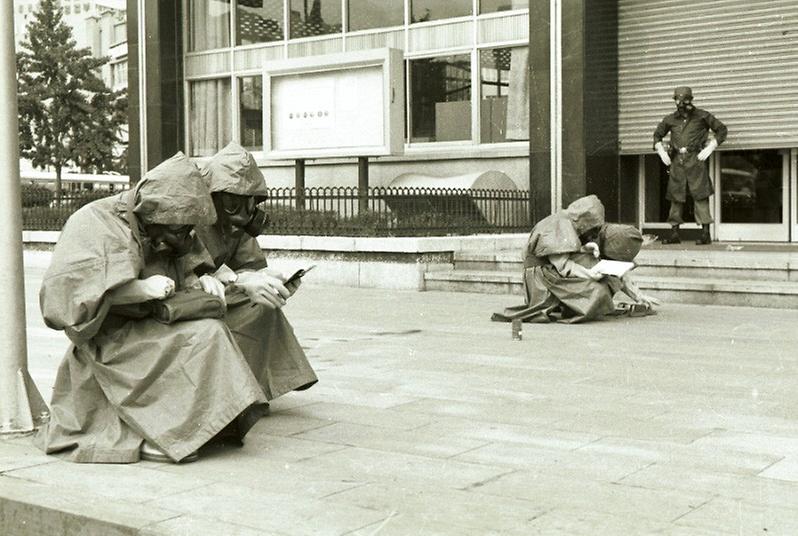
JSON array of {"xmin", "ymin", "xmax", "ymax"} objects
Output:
[
  {"xmin": 166, "ymin": 225, "xmax": 192, "ymax": 239},
  {"xmin": 221, "ymin": 195, "xmax": 256, "ymax": 215},
  {"xmin": 221, "ymin": 195, "xmax": 240, "ymax": 215}
]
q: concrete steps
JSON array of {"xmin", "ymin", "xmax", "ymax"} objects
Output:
[{"xmin": 423, "ymin": 246, "xmax": 798, "ymax": 308}]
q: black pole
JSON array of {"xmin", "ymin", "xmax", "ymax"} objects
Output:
[
  {"xmin": 295, "ymin": 158, "xmax": 305, "ymax": 210},
  {"xmin": 358, "ymin": 156, "xmax": 369, "ymax": 213},
  {"xmin": 528, "ymin": 0, "xmax": 551, "ymax": 222}
]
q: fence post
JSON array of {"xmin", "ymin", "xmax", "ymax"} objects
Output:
[
  {"xmin": 295, "ymin": 158, "xmax": 305, "ymax": 210},
  {"xmin": 358, "ymin": 156, "xmax": 369, "ymax": 213},
  {"xmin": 0, "ymin": 3, "xmax": 48, "ymax": 435}
]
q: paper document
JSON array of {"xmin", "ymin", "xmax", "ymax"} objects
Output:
[{"xmin": 593, "ymin": 259, "xmax": 635, "ymax": 277}]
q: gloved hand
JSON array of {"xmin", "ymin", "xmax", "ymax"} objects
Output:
[
  {"xmin": 140, "ymin": 275, "xmax": 175, "ymax": 301},
  {"xmin": 235, "ymin": 271, "xmax": 289, "ymax": 309},
  {"xmin": 697, "ymin": 138, "xmax": 718, "ymax": 161},
  {"xmin": 586, "ymin": 268, "xmax": 604, "ymax": 281},
  {"xmin": 212, "ymin": 264, "xmax": 238, "ymax": 285},
  {"xmin": 259, "ymin": 267, "xmax": 301, "ymax": 297},
  {"xmin": 581, "ymin": 241, "xmax": 600, "ymax": 259},
  {"xmin": 654, "ymin": 142, "xmax": 671, "ymax": 166},
  {"xmin": 197, "ymin": 274, "xmax": 226, "ymax": 306}
]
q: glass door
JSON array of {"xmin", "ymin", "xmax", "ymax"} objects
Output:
[{"xmin": 714, "ymin": 149, "xmax": 789, "ymax": 242}]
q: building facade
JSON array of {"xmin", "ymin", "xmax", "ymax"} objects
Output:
[{"xmin": 128, "ymin": 0, "xmax": 798, "ymax": 242}]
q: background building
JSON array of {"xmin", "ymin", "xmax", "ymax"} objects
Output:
[
  {"xmin": 129, "ymin": 0, "xmax": 798, "ymax": 242},
  {"xmin": 15, "ymin": 0, "xmax": 127, "ymax": 90},
  {"xmin": 127, "ymin": 0, "xmax": 532, "ymax": 199}
]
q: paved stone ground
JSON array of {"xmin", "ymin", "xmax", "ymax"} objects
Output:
[{"xmin": 2, "ymin": 250, "xmax": 798, "ymax": 535}]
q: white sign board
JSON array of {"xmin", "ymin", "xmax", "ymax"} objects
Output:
[{"xmin": 263, "ymin": 48, "xmax": 404, "ymax": 159}]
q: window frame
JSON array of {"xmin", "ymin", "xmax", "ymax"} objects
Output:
[{"xmin": 181, "ymin": 0, "xmax": 530, "ymax": 160}]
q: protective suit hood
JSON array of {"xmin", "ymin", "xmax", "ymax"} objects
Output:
[
  {"xmin": 133, "ymin": 152, "xmax": 216, "ymax": 226},
  {"xmin": 564, "ymin": 195, "xmax": 605, "ymax": 236},
  {"xmin": 201, "ymin": 142, "xmax": 269, "ymax": 199},
  {"xmin": 599, "ymin": 223, "xmax": 643, "ymax": 261}
]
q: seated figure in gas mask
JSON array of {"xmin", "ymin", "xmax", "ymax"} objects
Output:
[
  {"xmin": 36, "ymin": 152, "xmax": 271, "ymax": 463},
  {"xmin": 575, "ymin": 223, "xmax": 660, "ymax": 315},
  {"xmin": 492, "ymin": 195, "xmax": 614, "ymax": 323},
  {"xmin": 193, "ymin": 142, "xmax": 317, "ymax": 403}
]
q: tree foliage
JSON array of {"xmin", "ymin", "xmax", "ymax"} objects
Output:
[{"xmin": 16, "ymin": 0, "xmax": 127, "ymax": 199}]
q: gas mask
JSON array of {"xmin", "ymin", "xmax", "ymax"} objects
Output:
[
  {"xmin": 580, "ymin": 226, "xmax": 601, "ymax": 245},
  {"xmin": 216, "ymin": 193, "xmax": 268, "ymax": 238},
  {"xmin": 675, "ymin": 95, "xmax": 694, "ymax": 115},
  {"xmin": 145, "ymin": 224, "xmax": 195, "ymax": 257}
]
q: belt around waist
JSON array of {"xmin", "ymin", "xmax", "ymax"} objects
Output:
[{"xmin": 675, "ymin": 147, "xmax": 698, "ymax": 154}]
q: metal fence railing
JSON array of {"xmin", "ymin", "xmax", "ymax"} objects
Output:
[
  {"xmin": 261, "ymin": 186, "xmax": 533, "ymax": 236},
  {"xmin": 20, "ymin": 182, "xmax": 129, "ymax": 231},
  {"xmin": 21, "ymin": 183, "xmax": 534, "ymax": 236}
]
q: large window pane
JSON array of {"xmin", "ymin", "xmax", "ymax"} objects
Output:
[
  {"xmin": 720, "ymin": 150, "xmax": 783, "ymax": 223},
  {"xmin": 410, "ymin": 54, "xmax": 471, "ymax": 143},
  {"xmin": 347, "ymin": 0, "xmax": 403, "ymax": 32},
  {"xmin": 479, "ymin": 0, "xmax": 528, "ymax": 14},
  {"xmin": 289, "ymin": 0, "xmax": 342, "ymax": 39},
  {"xmin": 410, "ymin": 0, "xmax": 471, "ymax": 23},
  {"xmin": 189, "ymin": 78, "xmax": 232, "ymax": 157},
  {"xmin": 188, "ymin": 0, "xmax": 231, "ymax": 52},
  {"xmin": 479, "ymin": 47, "xmax": 529, "ymax": 143},
  {"xmin": 236, "ymin": 0, "xmax": 283, "ymax": 45},
  {"xmin": 239, "ymin": 76, "xmax": 263, "ymax": 152}
]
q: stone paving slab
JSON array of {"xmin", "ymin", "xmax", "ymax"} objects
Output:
[
  {"xmin": 3, "ymin": 250, "xmax": 798, "ymax": 535},
  {"xmin": 327, "ymin": 482, "xmax": 546, "ymax": 535},
  {"xmin": 675, "ymin": 497, "xmax": 798, "ymax": 534}
]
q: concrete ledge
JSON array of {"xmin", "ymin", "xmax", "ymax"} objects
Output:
[
  {"xmin": 23, "ymin": 233, "xmax": 527, "ymax": 291},
  {"xmin": 425, "ymin": 270, "xmax": 521, "ymax": 284},
  {"xmin": 636, "ymin": 249, "xmax": 798, "ymax": 270},
  {"xmin": 257, "ymin": 233, "xmax": 527, "ymax": 254},
  {"xmin": 22, "ymin": 231, "xmax": 60, "ymax": 244},
  {"xmin": 634, "ymin": 276, "xmax": 798, "ymax": 295},
  {"xmin": 0, "ymin": 475, "xmax": 181, "ymax": 536}
]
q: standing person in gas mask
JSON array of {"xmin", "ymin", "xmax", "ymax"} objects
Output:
[
  {"xmin": 194, "ymin": 142, "xmax": 317, "ymax": 410},
  {"xmin": 653, "ymin": 86, "xmax": 727, "ymax": 245}
]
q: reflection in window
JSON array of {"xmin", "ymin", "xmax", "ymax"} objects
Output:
[
  {"xmin": 239, "ymin": 76, "xmax": 263, "ymax": 152},
  {"xmin": 410, "ymin": 55, "xmax": 471, "ymax": 143},
  {"xmin": 410, "ymin": 0, "xmax": 471, "ymax": 23},
  {"xmin": 720, "ymin": 150, "xmax": 783, "ymax": 224},
  {"xmin": 289, "ymin": 0, "xmax": 342, "ymax": 39},
  {"xmin": 479, "ymin": 47, "xmax": 529, "ymax": 143},
  {"xmin": 189, "ymin": 79, "xmax": 232, "ymax": 157},
  {"xmin": 347, "ymin": 0, "xmax": 403, "ymax": 32},
  {"xmin": 479, "ymin": 0, "xmax": 529, "ymax": 14},
  {"xmin": 236, "ymin": 0, "xmax": 283, "ymax": 45},
  {"xmin": 188, "ymin": 0, "xmax": 231, "ymax": 51}
]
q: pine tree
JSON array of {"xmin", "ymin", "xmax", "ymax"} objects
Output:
[{"xmin": 17, "ymin": 0, "xmax": 127, "ymax": 201}]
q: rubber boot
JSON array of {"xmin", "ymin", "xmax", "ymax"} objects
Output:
[
  {"xmin": 661, "ymin": 226, "xmax": 681, "ymax": 244},
  {"xmin": 696, "ymin": 224, "xmax": 712, "ymax": 245}
]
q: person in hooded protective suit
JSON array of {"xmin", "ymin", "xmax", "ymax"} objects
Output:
[
  {"xmin": 492, "ymin": 195, "xmax": 612, "ymax": 323},
  {"xmin": 35, "ymin": 153, "xmax": 270, "ymax": 463},
  {"xmin": 493, "ymin": 200, "xmax": 659, "ymax": 323},
  {"xmin": 579, "ymin": 223, "xmax": 660, "ymax": 313},
  {"xmin": 194, "ymin": 142, "xmax": 318, "ymax": 401}
]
